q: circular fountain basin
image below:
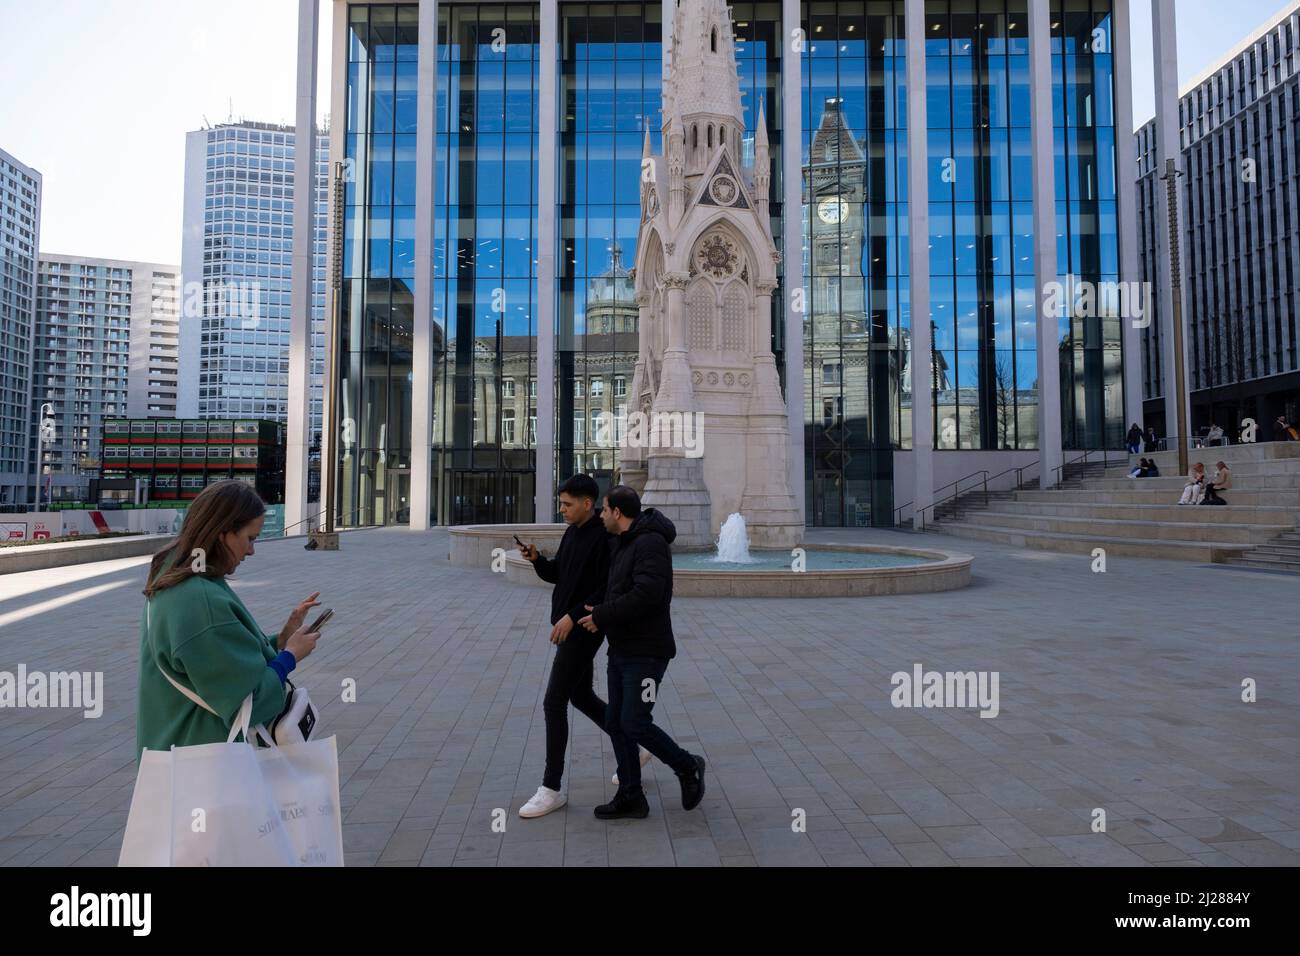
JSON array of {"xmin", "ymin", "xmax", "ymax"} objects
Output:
[
  {"xmin": 481, "ymin": 528, "xmax": 973, "ymax": 598},
  {"xmin": 669, "ymin": 543, "xmax": 972, "ymax": 597},
  {"xmin": 447, "ymin": 523, "xmax": 567, "ymax": 567}
]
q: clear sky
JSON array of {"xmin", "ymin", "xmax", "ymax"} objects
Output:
[{"xmin": 0, "ymin": 0, "xmax": 1294, "ymax": 266}]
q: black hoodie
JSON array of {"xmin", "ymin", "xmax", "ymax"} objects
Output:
[
  {"xmin": 591, "ymin": 508, "xmax": 678, "ymax": 659},
  {"xmin": 531, "ymin": 510, "xmax": 611, "ymax": 630}
]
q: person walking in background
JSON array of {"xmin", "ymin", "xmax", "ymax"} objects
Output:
[
  {"xmin": 1202, "ymin": 460, "xmax": 1232, "ymax": 505},
  {"xmin": 516, "ymin": 474, "xmax": 642, "ymax": 819},
  {"xmin": 1205, "ymin": 422, "xmax": 1225, "ymax": 446},
  {"xmin": 577, "ymin": 485, "xmax": 706, "ymax": 820},
  {"xmin": 137, "ymin": 480, "xmax": 323, "ymax": 759},
  {"xmin": 1144, "ymin": 426, "xmax": 1159, "ymax": 453},
  {"xmin": 1126, "ymin": 423, "xmax": 1143, "ymax": 454},
  {"xmin": 1178, "ymin": 463, "xmax": 1207, "ymax": 505}
]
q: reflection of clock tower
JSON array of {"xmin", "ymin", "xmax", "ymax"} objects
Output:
[{"xmin": 806, "ymin": 97, "xmax": 866, "ymax": 341}]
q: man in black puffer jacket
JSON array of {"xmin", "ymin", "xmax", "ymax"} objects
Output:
[
  {"xmin": 578, "ymin": 484, "xmax": 706, "ymax": 820},
  {"xmin": 516, "ymin": 474, "xmax": 613, "ymax": 820}
]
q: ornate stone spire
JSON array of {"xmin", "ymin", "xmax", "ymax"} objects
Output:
[
  {"xmin": 753, "ymin": 97, "xmax": 770, "ymax": 220},
  {"xmin": 664, "ymin": 0, "xmax": 746, "ymax": 178}
]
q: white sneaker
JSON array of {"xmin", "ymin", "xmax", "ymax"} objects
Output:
[
  {"xmin": 518, "ymin": 786, "xmax": 567, "ymax": 818},
  {"xmin": 611, "ymin": 747, "xmax": 653, "ymax": 785}
]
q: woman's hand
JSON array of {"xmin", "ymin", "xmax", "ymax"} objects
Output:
[
  {"xmin": 284, "ymin": 626, "xmax": 319, "ymax": 664},
  {"xmin": 278, "ymin": 592, "xmax": 321, "ymax": 649}
]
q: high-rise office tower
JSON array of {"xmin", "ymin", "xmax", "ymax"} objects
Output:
[{"xmin": 178, "ymin": 121, "xmax": 328, "ymax": 447}]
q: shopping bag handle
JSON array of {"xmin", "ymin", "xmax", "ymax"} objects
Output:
[{"xmin": 226, "ymin": 694, "xmax": 255, "ymax": 744}]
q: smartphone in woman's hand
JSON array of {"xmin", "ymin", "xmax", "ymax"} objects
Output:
[{"xmin": 306, "ymin": 608, "xmax": 334, "ymax": 633}]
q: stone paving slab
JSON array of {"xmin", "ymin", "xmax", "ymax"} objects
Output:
[{"xmin": 0, "ymin": 524, "xmax": 1296, "ymax": 866}]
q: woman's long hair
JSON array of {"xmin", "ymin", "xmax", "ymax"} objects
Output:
[{"xmin": 143, "ymin": 480, "xmax": 266, "ymax": 597}]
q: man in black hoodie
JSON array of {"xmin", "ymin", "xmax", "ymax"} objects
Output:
[
  {"xmin": 516, "ymin": 475, "xmax": 614, "ymax": 818},
  {"xmin": 578, "ymin": 484, "xmax": 706, "ymax": 820}
]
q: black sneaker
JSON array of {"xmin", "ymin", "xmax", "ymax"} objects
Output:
[
  {"xmin": 594, "ymin": 789, "xmax": 650, "ymax": 820},
  {"xmin": 677, "ymin": 754, "xmax": 706, "ymax": 810}
]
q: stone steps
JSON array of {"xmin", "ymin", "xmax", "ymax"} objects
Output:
[
  {"xmin": 957, "ymin": 509, "xmax": 1288, "ymax": 544},
  {"xmin": 1222, "ymin": 547, "xmax": 1300, "ymax": 572},
  {"xmin": 935, "ymin": 521, "xmax": 1252, "ymax": 563},
  {"xmin": 1083, "ymin": 474, "xmax": 1300, "ymax": 491},
  {"xmin": 930, "ymin": 442, "xmax": 1300, "ymax": 564},
  {"xmin": 1132, "ymin": 441, "xmax": 1300, "ymax": 469},
  {"xmin": 1105, "ymin": 459, "xmax": 1300, "ymax": 479},
  {"xmin": 1010, "ymin": 488, "xmax": 1300, "ymax": 507},
  {"xmin": 965, "ymin": 500, "xmax": 1299, "ymax": 524}
]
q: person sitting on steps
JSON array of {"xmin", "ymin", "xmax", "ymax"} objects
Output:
[
  {"xmin": 1178, "ymin": 463, "xmax": 1207, "ymax": 505},
  {"xmin": 1202, "ymin": 461, "xmax": 1231, "ymax": 505}
]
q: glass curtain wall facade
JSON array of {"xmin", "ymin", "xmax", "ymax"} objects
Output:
[
  {"xmin": 329, "ymin": 0, "xmax": 1130, "ymax": 529},
  {"xmin": 341, "ymin": 5, "xmax": 420, "ymax": 526},
  {"xmin": 1051, "ymin": 0, "xmax": 1121, "ymax": 448},
  {"xmin": 557, "ymin": 2, "xmax": 661, "ymax": 498},
  {"xmin": 801, "ymin": 1, "xmax": 906, "ymax": 526},
  {"xmin": 432, "ymin": 3, "xmax": 540, "ymax": 524},
  {"xmin": 923, "ymin": 0, "xmax": 1039, "ymax": 453}
]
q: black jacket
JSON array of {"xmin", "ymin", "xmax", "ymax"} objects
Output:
[
  {"xmin": 591, "ymin": 509, "xmax": 677, "ymax": 659},
  {"xmin": 531, "ymin": 512, "xmax": 612, "ymax": 630}
]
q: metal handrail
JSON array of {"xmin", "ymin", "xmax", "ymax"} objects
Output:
[
  {"xmin": 986, "ymin": 460, "xmax": 1040, "ymax": 492},
  {"xmin": 894, "ymin": 469, "xmax": 990, "ymax": 530},
  {"xmin": 1051, "ymin": 449, "xmax": 1127, "ymax": 485}
]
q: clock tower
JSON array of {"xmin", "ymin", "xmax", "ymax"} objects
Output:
[{"xmin": 805, "ymin": 96, "xmax": 867, "ymax": 344}]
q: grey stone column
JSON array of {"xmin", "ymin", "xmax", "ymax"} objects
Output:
[
  {"xmin": 410, "ymin": 0, "xmax": 439, "ymax": 530},
  {"xmin": 535, "ymin": 0, "xmax": 558, "ymax": 522},
  {"xmin": 1112, "ymin": 0, "xmax": 1145, "ymax": 432},
  {"xmin": 319, "ymin": 0, "xmax": 348, "ymax": 527},
  {"xmin": 904, "ymin": 0, "xmax": 934, "ymax": 525},
  {"xmin": 781, "ymin": 0, "xmax": 805, "ymax": 524},
  {"xmin": 1028, "ymin": 0, "xmax": 1063, "ymax": 486},
  {"xmin": 287, "ymin": 0, "xmax": 319, "ymax": 532}
]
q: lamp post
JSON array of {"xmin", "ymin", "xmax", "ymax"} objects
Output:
[{"xmin": 1160, "ymin": 158, "xmax": 1189, "ymax": 477}]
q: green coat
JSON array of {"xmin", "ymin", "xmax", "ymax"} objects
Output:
[{"xmin": 136, "ymin": 574, "xmax": 286, "ymax": 759}]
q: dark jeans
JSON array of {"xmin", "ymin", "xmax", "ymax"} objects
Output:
[
  {"xmin": 542, "ymin": 629, "xmax": 607, "ymax": 791},
  {"xmin": 604, "ymin": 653, "xmax": 695, "ymax": 795}
]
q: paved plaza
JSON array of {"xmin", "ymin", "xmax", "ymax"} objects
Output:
[{"xmin": 0, "ymin": 526, "xmax": 1297, "ymax": 867}]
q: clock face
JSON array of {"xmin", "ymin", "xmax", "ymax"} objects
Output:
[
  {"xmin": 816, "ymin": 196, "xmax": 847, "ymax": 223},
  {"xmin": 818, "ymin": 196, "xmax": 849, "ymax": 224}
]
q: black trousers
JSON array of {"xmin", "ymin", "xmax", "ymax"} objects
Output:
[
  {"xmin": 542, "ymin": 629, "xmax": 607, "ymax": 791},
  {"xmin": 604, "ymin": 653, "xmax": 696, "ymax": 795}
]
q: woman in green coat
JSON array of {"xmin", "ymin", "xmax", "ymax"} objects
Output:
[{"xmin": 137, "ymin": 480, "xmax": 323, "ymax": 758}]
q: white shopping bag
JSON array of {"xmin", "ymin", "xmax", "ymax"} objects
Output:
[{"xmin": 119, "ymin": 695, "xmax": 344, "ymax": 867}]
